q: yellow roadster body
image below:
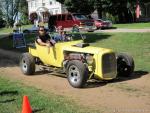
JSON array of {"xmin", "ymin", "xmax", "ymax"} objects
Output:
[{"xmin": 29, "ymin": 40, "xmax": 117, "ymax": 80}]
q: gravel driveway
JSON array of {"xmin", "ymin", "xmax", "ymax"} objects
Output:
[{"xmin": 95, "ymin": 28, "xmax": 150, "ymax": 33}]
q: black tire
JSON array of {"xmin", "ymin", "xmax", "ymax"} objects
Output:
[
  {"xmin": 67, "ymin": 60, "xmax": 88, "ymax": 88},
  {"xmin": 20, "ymin": 53, "xmax": 35, "ymax": 75},
  {"xmin": 116, "ymin": 53, "xmax": 134, "ymax": 77}
]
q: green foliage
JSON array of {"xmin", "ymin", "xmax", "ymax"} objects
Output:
[
  {"xmin": 20, "ymin": 14, "xmax": 31, "ymax": 25},
  {"xmin": 18, "ymin": 0, "xmax": 29, "ymax": 25},
  {"xmin": 57, "ymin": 0, "xmax": 95, "ymax": 14},
  {"xmin": 0, "ymin": 0, "xmax": 21, "ymax": 27},
  {"xmin": 56, "ymin": 0, "xmax": 149, "ymax": 23},
  {"xmin": 0, "ymin": 10, "xmax": 5, "ymax": 28},
  {"xmin": 113, "ymin": 22, "xmax": 150, "ymax": 29},
  {"xmin": 0, "ymin": 0, "xmax": 29, "ymax": 27}
]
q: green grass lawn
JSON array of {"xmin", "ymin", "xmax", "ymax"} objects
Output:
[
  {"xmin": 0, "ymin": 24, "xmax": 48, "ymax": 34},
  {"xmin": 85, "ymin": 33, "xmax": 150, "ymax": 72},
  {"xmin": 0, "ymin": 28, "xmax": 13, "ymax": 34},
  {"xmin": 0, "ymin": 76, "xmax": 95, "ymax": 113},
  {"xmin": 0, "ymin": 25, "xmax": 32, "ymax": 34},
  {"xmin": 113, "ymin": 22, "xmax": 150, "ymax": 29}
]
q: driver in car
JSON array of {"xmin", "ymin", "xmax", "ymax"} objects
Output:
[{"xmin": 37, "ymin": 26, "xmax": 55, "ymax": 46}]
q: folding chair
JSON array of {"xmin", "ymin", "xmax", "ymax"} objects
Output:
[{"xmin": 13, "ymin": 33, "xmax": 26, "ymax": 48}]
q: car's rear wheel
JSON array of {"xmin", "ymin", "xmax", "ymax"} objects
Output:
[
  {"xmin": 117, "ymin": 53, "xmax": 134, "ymax": 77},
  {"xmin": 20, "ymin": 53, "xmax": 35, "ymax": 75},
  {"xmin": 67, "ymin": 60, "xmax": 88, "ymax": 88}
]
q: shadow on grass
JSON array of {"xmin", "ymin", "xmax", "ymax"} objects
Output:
[
  {"xmin": 33, "ymin": 108, "xmax": 45, "ymax": 113},
  {"xmin": 84, "ymin": 33, "xmax": 111, "ymax": 43},
  {"xmin": 112, "ymin": 70, "xmax": 149, "ymax": 83},
  {"xmin": 0, "ymin": 90, "xmax": 19, "ymax": 96},
  {"xmin": 100, "ymin": 27, "xmax": 117, "ymax": 30},
  {"xmin": 0, "ymin": 99, "xmax": 16, "ymax": 103},
  {"xmin": 0, "ymin": 35, "xmax": 27, "ymax": 53},
  {"xmin": 0, "ymin": 33, "xmax": 36, "ymax": 68},
  {"xmin": 0, "ymin": 90, "xmax": 18, "ymax": 104},
  {"xmin": 0, "ymin": 33, "xmax": 35, "ymax": 52}
]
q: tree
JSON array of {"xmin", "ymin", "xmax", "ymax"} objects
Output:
[
  {"xmin": 0, "ymin": 0, "xmax": 21, "ymax": 27},
  {"xmin": 0, "ymin": 10, "xmax": 5, "ymax": 28},
  {"xmin": 57, "ymin": 0, "xmax": 95, "ymax": 15},
  {"xmin": 18, "ymin": 0, "xmax": 30, "ymax": 25},
  {"xmin": 55, "ymin": 0, "xmax": 150, "ymax": 23}
]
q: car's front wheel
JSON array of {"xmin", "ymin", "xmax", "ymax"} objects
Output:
[
  {"xmin": 67, "ymin": 60, "xmax": 88, "ymax": 88},
  {"xmin": 20, "ymin": 53, "xmax": 35, "ymax": 75},
  {"xmin": 117, "ymin": 53, "xmax": 134, "ymax": 77}
]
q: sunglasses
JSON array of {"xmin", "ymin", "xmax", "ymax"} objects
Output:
[{"xmin": 39, "ymin": 29, "xmax": 45, "ymax": 31}]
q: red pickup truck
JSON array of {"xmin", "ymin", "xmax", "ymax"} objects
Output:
[{"xmin": 48, "ymin": 13, "xmax": 95, "ymax": 32}]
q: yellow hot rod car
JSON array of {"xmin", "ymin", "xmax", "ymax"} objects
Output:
[{"xmin": 20, "ymin": 33, "xmax": 134, "ymax": 88}]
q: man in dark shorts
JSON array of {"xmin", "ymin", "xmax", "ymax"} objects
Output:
[{"xmin": 37, "ymin": 26, "xmax": 55, "ymax": 46}]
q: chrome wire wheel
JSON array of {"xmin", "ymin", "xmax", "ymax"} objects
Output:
[
  {"xmin": 68, "ymin": 65, "xmax": 81, "ymax": 85},
  {"xmin": 21, "ymin": 59, "xmax": 28, "ymax": 73},
  {"xmin": 67, "ymin": 60, "xmax": 88, "ymax": 88}
]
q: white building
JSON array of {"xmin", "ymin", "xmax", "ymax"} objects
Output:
[{"xmin": 26, "ymin": 0, "xmax": 67, "ymax": 22}]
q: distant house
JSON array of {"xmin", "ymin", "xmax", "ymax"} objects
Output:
[{"xmin": 26, "ymin": 0, "xmax": 67, "ymax": 22}]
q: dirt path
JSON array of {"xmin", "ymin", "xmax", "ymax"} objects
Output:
[
  {"xmin": 0, "ymin": 49, "xmax": 150, "ymax": 113},
  {"xmin": 95, "ymin": 28, "xmax": 150, "ymax": 33}
]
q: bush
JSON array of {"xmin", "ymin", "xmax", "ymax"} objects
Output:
[
  {"xmin": 20, "ymin": 14, "xmax": 31, "ymax": 25},
  {"xmin": 105, "ymin": 13, "xmax": 119, "ymax": 24}
]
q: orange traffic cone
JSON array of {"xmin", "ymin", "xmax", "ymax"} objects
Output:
[{"xmin": 21, "ymin": 96, "xmax": 32, "ymax": 113}]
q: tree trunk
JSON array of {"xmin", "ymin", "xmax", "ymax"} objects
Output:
[
  {"xmin": 96, "ymin": 0, "xmax": 102, "ymax": 18},
  {"xmin": 97, "ymin": 7, "xmax": 102, "ymax": 18}
]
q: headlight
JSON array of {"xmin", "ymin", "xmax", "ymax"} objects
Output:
[
  {"xmin": 80, "ymin": 22, "xmax": 85, "ymax": 25},
  {"xmin": 86, "ymin": 54, "xmax": 94, "ymax": 65}
]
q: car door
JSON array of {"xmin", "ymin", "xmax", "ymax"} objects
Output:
[
  {"xmin": 56, "ymin": 14, "xmax": 62, "ymax": 27},
  {"xmin": 66, "ymin": 14, "xmax": 74, "ymax": 28}
]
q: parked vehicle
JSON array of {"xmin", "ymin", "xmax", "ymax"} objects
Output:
[
  {"xmin": 20, "ymin": 32, "xmax": 134, "ymax": 88},
  {"xmin": 48, "ymin": 13, "xmax": 95, "ymax": 32},
  {"xmin": 94, "ymin": 19, "xmax": 112, "ymax": 29},
  {"xmin": 23, "ymin": 26, "xmax": 49, "ymax": 34}
]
